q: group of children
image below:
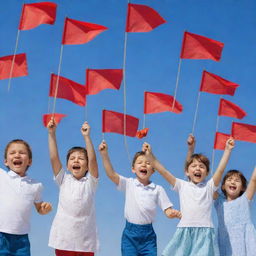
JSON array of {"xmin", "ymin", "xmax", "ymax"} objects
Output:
[{"xmin": 0, "ymin": 118, "xmax": 255, "ymax": 256}]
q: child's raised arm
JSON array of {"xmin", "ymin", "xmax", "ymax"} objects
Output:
[
  {"xmin": 81, "ymin": 122, "xmax": 98, "ymax": 178},
  {"xmin": 142, "ymin": 142, "xmax": 176, "ymax": 187},
  {"xmin": 99, "ymin": 140, "xmax": 120, "ymax": 185},
  {"xmin": 186, "ymin": 134, "xmax": 195, "ymax": 161},
  {"xmin": 246, "ymin": 166, "xmax": 256, "ymax": 200},
  {"xmin": 47, "ymin": 117, "xmax": 62, "ymax": 176},
  {"xmin": 212, "ymin": 138, "xmax": 235, "ymax": 187}
]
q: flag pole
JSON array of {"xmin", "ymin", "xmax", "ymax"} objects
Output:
[
  {"xmin": 52, "ymin": 44, "xmax": 64, "ymax": 115},
  {"xmin": 191, "ymin": 91, "xmax": 201, "ymax": 135},
  {"xmin": 172, "ymin": 58, "xmax": 182, "ymax": 110},
  {"xmin": 211, "ymin": 115, "xmax": 220, "ymax": 174}
]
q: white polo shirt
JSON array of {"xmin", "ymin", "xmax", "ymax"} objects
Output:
[
  {"xmin": 49, "ymin": 168, "xmax": 99, "ymax": 252},
  {"xmin": 0, "ymin": 168, "xmax": 43, "ymax": 235},
  {"xmin": 174, "ymin": 178, "xmax": 218, "ymax": 228},
  {"xmin": 118, "ymin": 176, "xmax": 173, "ymax": 225}
]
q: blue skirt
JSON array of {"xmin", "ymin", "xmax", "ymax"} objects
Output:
[{"xmin": 162, "ymin": 227, "xmax": 219, "ymax": 256}]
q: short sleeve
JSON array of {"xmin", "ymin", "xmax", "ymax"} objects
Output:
[
  {"xmin": 87, "ymin": 172, "xmax": 99, "ymax": 192},
  {"xmin": 157, "ymin": 185, "xmax": 173, "ymax": 211},
  {"xmin": 173, "ymin": 178, "xmax": 183, "ymax": 192},
  {"xmin": 208, "ymin": 178, "xmax": 219, "ymax": 193},
  {"xmin": 117, "ymin": 175, "xmax": 127, "ymax": 192},
  {"xmin": 34, "ymin": 183, "xmax": 43, "ymax": 203},
  {"xmin": 54, "ymin": 168, "xmax": 65, "ymax": 186}
]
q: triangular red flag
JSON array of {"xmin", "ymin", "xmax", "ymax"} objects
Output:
[
  {"xmin": 49, "ymin": 74, "xmax": 86, "ymax": 106},
  {"xmin": 180, "ymin": 31, "xmax": 224, "ymax": 61},
  {"xmin": 86, "ymin": 69, "xmax": 123, "ymax": 95},
  {"xmin": 200, "ymin": 71, "xmax": 239, "ymax": 96},
  {"xmin": 0, "ymin": 53, "xmax": 28, "ymax": 80},
  {"xmin": 126, "ymin": 3, "xmax": 166, "ymax": 32},
  {"xmin": 144, "ymin": 92, "xmax": 183, "ymax": 114},
  {"xmin": 62, "ymin": 18, "xmax": 108, "ymax": 45},
  {"xmin": 136, "ymin": 128, "xmax": 149, "ymax": 139},
  {"xmin": 102, "ymin": 110, "xmax": 139, "ymax": 137},
  {"xmin": 232, "ymin": 122, "xmax": 256, "ymax": 143},
  {"xmin": 42, "ymin": 113, "xmax": 66, "ymax": 127},
  {"xmin": 214, "ymin": 132, "xmax": 230, "ymax": 150},
  {"xmin": 19, "ymin": 2, "xmax": 57, "ymax": 30},
  {"xmin": 218, "ymin": 98, "xmax": 246, "ymax": 119}
]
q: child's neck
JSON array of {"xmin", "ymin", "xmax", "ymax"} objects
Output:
[
  {"xmin": 226, "ymin": 194, "xmax": 238, "ymax": 201},
  {"xmin": 136, "ymin": 177, "xmax": 150, "ymax": 186}
]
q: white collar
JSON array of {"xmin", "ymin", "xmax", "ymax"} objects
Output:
[
  {"xmin": 8, "ymin": 170, "xmax": 27, "ymax": 180},
  {"xmin": 134, "ymin": 178, "xmax": 156, "ymax": 189}
]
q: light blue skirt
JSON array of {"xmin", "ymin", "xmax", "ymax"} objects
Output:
[{"xmin": 162, "ymin": 227, "xmax": 219, "ymax": 256}]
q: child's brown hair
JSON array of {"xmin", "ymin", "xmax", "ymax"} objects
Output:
[{"xmin": 185, "ymin": 153, "xmax": 210, "ymax": 173}]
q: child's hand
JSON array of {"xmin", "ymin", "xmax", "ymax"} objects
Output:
[
  {"xmin": 47, "ymin": 117, "xmax": 56, "ymax": 133},
  {"xmin": 226, "ymin": 137, "xmax": 235, "ymax": 150},
  {"xmin": 99, "ymin": 140, "xmax": 108, "ymax": 153},
  {"xmin": 38, "ymin": 202, "xmax": 52, "ymax": 215},
  {"xmin": 142, "ymin": 142, "xmax": 152, "ymax": 154},
  {"xmin": 165, "ymin": 208, "xmax": 182, "ymax": 219},
  {"xmin": 187, "ymin": 134, "xmax": 195, "ymax": 147},
  {"xmin": 81, "ymin": 122, "xmax": 90, "ymax": 137}
]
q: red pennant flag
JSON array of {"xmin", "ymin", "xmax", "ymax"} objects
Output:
[
  {"xmin": 49, "ymin": 74, "xmax": 86, "ymax": 106},
  {"xmin": 218, "ymin": 98, "xmax": 246, "ymax": 119},
  {"xmin": 126, "ymin": 3, "xmax": 166, "ymax": 32},
  {"xmin": 86, "ymin": 69, "xmax": 123, "ymax": 95},
  {"xmin": 232, "ymin": 122, "xmax": 256, "ymax": 143},
  {"xmin": 136, "ymin": 128, "xmax": 149, "ymax": 139},
  {"xmin": 214, "ymin": 132, "xmax": 230, "ymax": 150},
  {"xmin": 144, "ymin": 92, "xmax": 183, "ymax": 114},
  {"xmin": 62, "ymin": 18, "xmax": 108, "ymax": 45},
  {"xmin": 200, "ymin": 71, "xmax": 239, "ymax": 96},
  {"xmin": 102, "ymin": 110, "xmax": 139, "ymax": 137},
  {"xmin": 0, "ymin": 53, "xmax": 28, "ymax": 80},
  {"xmin": 19, "ymin": 2, "xmax": 57, "ymax": 30},
  {"xmin": 180, "ymin": 31, "xmax": 224, "ymax": 61},
  {"xmin": 42, "ymin": 113, "xmax": 66, "ymax": 127}
]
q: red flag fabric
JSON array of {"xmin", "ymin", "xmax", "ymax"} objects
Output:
[
  {"xmin": 218, "ymin": 98, "xmax": 246, "ymax": 119},
  {"xmin": 180, "ymin": 31, "xmax": 224, "ymax": 61},
  {"xmin": 144, "ymin": 92, "xmax": 183, "ymax": 114},
  {"xmin": 49, "ymin": 74, "xmax": 86, "ymax": 106},
  {"xmin": 62, "ymin": 18, "xmax": 107, "ymax": 45},
  {"xmin": 232, "ymin": 122, "xmax": 256, "ymax": 143},
  {"xmin": 86, "ymin": 69, "xmax": 123, "ymax": 95},
  {"xmin": 102, "ymin": 110, "xmax": 139, "ymax": 137},
  {"xmin": 42, "ymin": 113, "xmax": 66, "ymax": 127},
  {"xmin": 200, "ymin": 71, "xmax": 239, "ymax": 96},
  {"xmin": 214, "ymin": 132, "xmax": 230, "ymax": 150},
  {"xmin": 126, "ymin": 3, "xmax": 166, "ymax": 32},
  {"xmin": 136, "ymin": 128, "xmax": 149, "ymax": 139},
  {"xmin": 0, "ymin": 53, "xmax": 28, "ymax": 80},
  {"xmin": 19, "ymin": 2, "xmax": 57, "ymax": 30}
]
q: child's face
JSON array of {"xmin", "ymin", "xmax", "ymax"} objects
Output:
[
  {"xmin": 222, "ymin": 174, "xmax": 244, "ymax": 200},
  {"xmin": 132, "ymin": 155, "xmax": 154, "ymax": 185},
  {"xmin": 4, "ymin": 143, "xmax": 32, "ymax": 177},
  {"xmin": 67, "ymin": 151, "xmax": 88, "ymax": 180},
  {"xmin": 186, "ymin": 159, "xmax": 208, "ymax": 184}
]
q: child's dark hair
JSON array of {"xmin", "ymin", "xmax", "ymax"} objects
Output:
[
  {"xmin": 132, "ymin": 151, "xmax": 146, "ymax": 167},
  {"xmin": 221, "ymin": 170, "xmax": 247, "ymax": 197},
  {"xmin": 185, "ymin": 153, "xmax": 210, "ymax": 173},
  {"xmin": 66, "ymin": 146, "xmax": 88, "ymax": 164},
  {"xmin": 4, "ymin": 139, "xmax": 32, "ymax": 160}
]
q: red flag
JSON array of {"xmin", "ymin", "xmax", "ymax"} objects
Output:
[
  {"xmin": 200, "ymin": 71, "xmax": 239, "ymax": 96},
  {"xmin": 62, "ymin": 18, "xmax": 107, "ymax": 45},
  {"xmin": 126, "ymin": 3, "xmax": 166, "ymax": 32},
  {"xmin": 86, "ymin": 69, "xmax": 123, "ymax": 95},
  {"xmin": 232, "ymin": 122, "xmax": 256, "ymax": 143},
  {"xmin": 218, "ymin": 98, "xmax": 246, "ymax": 119},
  {"xmin": 214, "ymin": 132, "xmax": 230, "ymax": 150},
  {"xmin": 144, "ymin": 92, "xmax": 183, "ymax": 114},
  {"xmin": 49, "ymin": 74, "xmax": 86, "ymax": 106},
  {"xmin": 19, "ymin": 2, "xmax": 57, "ymax": 30},
  {"xmin": 136, "ymin": 128, "xmax": 149, "ymax": 139},
  {"xmin": 0, "ymin": 53, "xmax": 28, "ymax": 80},
  {"xmin": 42, "ymin": 113, "xmax": 66, "ymax": 127},
  {"xmin": 180, "ymin": 31, "xmax": 224, "ymax": 61},
  {"xmin": 102, "ymin": 110, "xmax": 139, "ymax": 137}
]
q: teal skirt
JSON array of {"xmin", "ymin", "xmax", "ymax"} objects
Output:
[{"xmin": 162, "ymin": 227, "xmax": 219, "ymax": 256}]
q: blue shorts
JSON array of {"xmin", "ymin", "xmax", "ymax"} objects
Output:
[
  {"xmin": 121, "ymin": 221, "xmax": 157, "ymax": 256},
  {"xmin": 0, "ymin": 232, "xmax": 30, "ymax": 256}
]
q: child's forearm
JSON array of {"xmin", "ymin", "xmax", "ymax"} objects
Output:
[
  {"xmin": 84, "ymin": 135, "xmax": 98, "ymax": 178},
  {"xmin": 246, "ymin": 166, "xmax": 256, "ymax": 200},
  {"xmin": 101, "ymin": 153, "xmax": 119, "ymax": 185}
]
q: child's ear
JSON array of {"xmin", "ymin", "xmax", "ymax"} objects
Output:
[
  {"xmin": 28, "ymin": 159, "xmax": 32, "ymax": 166},
  {"xmin": 131, "ymin": 167, "xmax": 136, "ymax": 174},
  {"xmin": 4, "ymin": 159, "xmax": 8, "ymax": 167}
]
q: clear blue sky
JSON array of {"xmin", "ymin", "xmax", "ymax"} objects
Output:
[{"xmin": 1, "ymin": 0, "xmax": 256, "ymax": 255}]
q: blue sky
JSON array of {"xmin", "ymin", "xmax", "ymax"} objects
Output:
[{"xmin": 1, "ymin": 0, "xmax": 256, "ymax": 255}]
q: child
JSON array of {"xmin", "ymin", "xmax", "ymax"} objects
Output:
[
  {"xmin": 214, "ymin": 167, "xmax": 256, "ymax": 256},
  {"xmin": 0, "ymin": 139, "xmax": 52, "ymax": 256},
  {"xmin": 99, "ymin": 140, "xmax": 181, "ymax": 256},
  {"xmin": 142, "ymin": 136, "xmax": 235, "ymax": 256},
  {"xmin": 47, "ymin": 118, "xmax": 99, "ymax": 256}
]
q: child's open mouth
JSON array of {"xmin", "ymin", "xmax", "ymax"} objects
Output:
[
  {"xmin": 72, "ymin": 165, "xmax": 81, "ymax": 170},
  {"xmin": 13, "ymin": 160, "xmax": 22, "ymax": 166},
  {"xmin": 229, "ymin": 186, "xmax": 237, "ymax": 191},
  {"xmin": 194, "ymin": 173, "xmax": 201, "ymax": 178},
  {"xmin": 140, "ymin": 169, "xmax": 147, "ymax": 175}
]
